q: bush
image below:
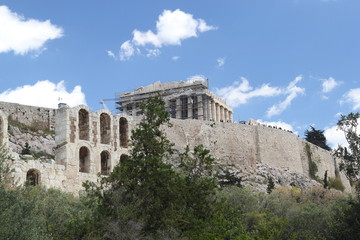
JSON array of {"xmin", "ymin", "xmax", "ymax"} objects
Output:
[{"xmin": 329, "ymin": 177, "xmax": 345, "ymax": 192}]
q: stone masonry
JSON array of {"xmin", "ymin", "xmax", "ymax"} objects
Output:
[{"xmin": 0, "ymin": 95, "xmax": 352, "ymax": 194}]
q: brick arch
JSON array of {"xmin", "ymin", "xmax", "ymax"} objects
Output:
[
  {"xmin": 79, "ymin": 146, "xmax": 90, "ymax": 173},
  {"xmin": 119, "ymin": 117, "xmax": 128, "ymax": 148},
  {"xmin": 78, "ymin": 108, "xmax": 90, "ymax": 140},
  {"xmin": 26, "ymin": 169, "xmax": 40, "ymax": 186},
  {"xmin": 100, "ymin": 150, "xmax": 111, "ymax": 175},
  {"xmin": 100, "ymin": 113, "xmax": 111, "ymax": 144}
]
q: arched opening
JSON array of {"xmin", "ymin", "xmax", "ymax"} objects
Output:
[
  {"xmin": 119, "ymin": 117, "xmax": 128, "ymax": 148},
  {"xmin": 78, "ymin": 109, "xmax": 90, "ymax": 140},
  {"xmin": 101, "ymin": 151, "xmax": 110, "ymax": 175},
  {"xmin": 79, "ymin": 146, "xmax": 90, "ymax": 173},
  {"xmin": 100, "ymin": 113, "xmax": 111, "ymax": 144},
  {"xmin": 120, "ymin": 154, "xmax": 129, "ymax": 163},
  {"xmin": 26, "ymin": 169, "xmax": 40, "ymax": 186}
]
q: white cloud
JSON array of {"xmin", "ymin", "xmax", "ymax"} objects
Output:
[
  {"xmin": 172, "ymin": 56, "xmax": 180, "ymax": 61},
  {"xmin": 146, "ymin": 48, "xmax": 161, "ymax": 58},
  {"xmin": 217, "ymin": 57, "xmax": 225, "ymax": 67},
  {"xmin": 215, "ymin": 77, "xmax": 282, "ymax": 108},
  {"xmin": 186, "ymin": 75, "xmax": 207, "ymax": 84},
  {"xmin": 0, "ymin": 80, "xmax": 86, "ymax": 108},
  {"xmin": 107, "ymin": 50, "xmax": 116, "ymax": 59},
  {"xmin": 0, "ymin": 5, "xmax": 63, "ymax": 55},
  {"xmin": 324, "ymin": 125, "xmax": 348, "ymax": 148},
  {"xmin": 257, "ymin": 119, "xmax": 297, "ymax": 134},
  {"xmin": 321, "ymin": 77, "xmax": 341, "ymax": 93},
  {"xmin": 266, "ymin": 76, "xmax": 305, "ymax": 118},
  {"xmin": 341, "ymin": 88, "xmax": 360, "ymax": 110},
  {"xmin": 119, "ymin": 40, "xmax": 135, "ymax": 61},
  {"xmin": 119, "ymin": 9, "xmax": 216, "ymax": 60}
]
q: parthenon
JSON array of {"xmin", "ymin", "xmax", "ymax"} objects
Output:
[{"xmin": 117, "ymin": 79, "xmax": 233, "ymax": 122}]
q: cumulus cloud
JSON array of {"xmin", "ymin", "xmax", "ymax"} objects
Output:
[
  {"xmin": 215, "ymin": 77, "xmax": 282, "ymax": 108},
  {"xmin": 341, "ymin": 88, "xmax": 360, "ymax": 110},
  {"xmin": 119, "ymin": 9, "xmax": 216, "ymax": 60},
  {"xmin": 321, "ymin": 77, "xmax": 341, "ymax": 93},
  {"xmin": 257, "ymin": 119, "xmax": 297, "ymax": 134},
  {"xmin": 0, "ymin": 5, "xmax": 63, "ymax": 55},
  {"xmin": 266, "ymin": 76, "xmax": 305, "ymax": 118},
  {"xmin": 186, "ymin": 75, "xmax": 207, "ymax": 84},
  {"xmin": 217, "ymin": 57, "xmax": 225, "ymax": 67},
  {"xmin": 324, "ymin": 125, "xmax": 348, "ymax": 148},
  {"xmin": 0, "ymin": 80, "xmax": 86, "ymax": 108}
]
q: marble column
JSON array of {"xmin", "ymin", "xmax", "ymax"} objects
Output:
[
  {"xmin": 220, "ymin": 106, "xmax": 224, "ymax": 122},
  {"xmin": 176, "ymin": 98, "xmax": 181, "ymax": 119},
  {"xmin": 224, "ymin": 109, "xmax": 228, "ymax": 122},
  {"xmin": 211, "ymin": 101, "xmax": 215, "ymax": 121},
  {"xmin": 215, "ymin": 103, "xmax": 219, "ymax": 122},
  {"xmin": 197, "ymin": 95, "xmax": 204, "ymax": 120},
  {"xmin": 188, "ymin": 96, "xmax": 193, "ymax": 119}
]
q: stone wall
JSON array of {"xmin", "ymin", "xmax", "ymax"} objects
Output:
[
  {"xmin": 0, "ymin": 101, "xmax": 56, "ymax": 130},
  {"xmin": 164, "ymin": 119, "xmax": 351, "ymax": 192},
  {"xmin": 3, "ymin": 103, "xmax": 352, "ymax": 194}
]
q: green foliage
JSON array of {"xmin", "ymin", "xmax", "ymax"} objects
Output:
[
  {"xmin": 305, "ymin": 143, "xmax": 319, "ymax": 180},
  {"xmin": 328, "ymin": 177, "xmax": 345, "ymax": 192},
  {"xmin": 84, "ymin": 96, "xmax": 219, "ymax": 238},
  {"xmin": 8, "ymin": 119, "xmax": 55, "ymax": 136},
  {"xmin": 304, "ymin": 126, "xmax": 331, "ymax": 151},
  {"xmin": 323, "ymin": 170, "xmax": 329, "ymax": 189},
  {"xmin": 0, "ymin": 186, "xmax": 90, "ymax": 240},
  {"xmin": 334, "ymin": 112, "xmax": 360, "ymax": 190},
  {"xmin": 21, "ymin": 142, "xmax": 31, "ymax": 155},
  {"xmin": 267, "ymin": 176, "xmax": 275, "ymax": 194}
]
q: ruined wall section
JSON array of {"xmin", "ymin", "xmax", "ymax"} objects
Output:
[
  {"xmin": 166, "ymin": 119, "xmax": 351, "ymax": 191},
  {"xmin": 55, "ymin": 106, "xmax": 132, "ymax": 185},
  {"xmin": 165, "ymin": 120, "xmax": 259, "ymax": 169},
  {"xmin": 0, "ymin": 101, "xmax": 56, "ymax": 130},
  {"xmin": 0, "ymin": 110, "xmax": 8, "ymax": 147}
]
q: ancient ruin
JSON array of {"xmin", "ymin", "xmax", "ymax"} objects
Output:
[
  {"xmin": 117, "ymin": 79, "xmax": 233, "ymax": 122},
  {"xmin": 0, "ymin": 80, "xmax": 352, "ymax": 194}
]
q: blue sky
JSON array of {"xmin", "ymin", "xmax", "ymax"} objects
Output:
[{"xmin": 0, "ymin": 0, "xmax": 359, "ymax": 147}]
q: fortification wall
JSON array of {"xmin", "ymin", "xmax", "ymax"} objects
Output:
[
  {"xmin": 2, "ymin": 102, "xmax": 351, "ymax": 194},
  {"xmin": 165, "ymin": 119, "xmax": 351, "ymax": 191},
  {"xmin": 0, "ymin": 101, "xmax": 56, "ymax": 130}
]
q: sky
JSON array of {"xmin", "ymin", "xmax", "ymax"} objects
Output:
[{"xmin": 0, "ymin": 0, "xmax": 359, "ymax": 148}]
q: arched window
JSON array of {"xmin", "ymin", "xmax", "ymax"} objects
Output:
[
  {"xmin": 79, "ymin": 146, "xmax": 90, "ymax": 173},
  {"xmin": 100, "ymin": 113, "xmax": 111, "ymax": 144},
  {"xmin": 101, "ymin": 151, "xmax": 110, "ymax": 175},
  {"xmin": 119, "ymin": 117, "xmax": 128, "ymax": 148},
  {"xmin": 26, "ymin": 169, "xmax": 40, "ymax": 186},
  {"xmin": 120, "ymin": 154, "xmax": 128, "ymax": 163},
  {"xmin": 78, "ymin": 109, "xmax": 90, "ymax": 140}
]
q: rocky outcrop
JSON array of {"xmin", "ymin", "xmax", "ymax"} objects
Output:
[{"xmin": 8, "ymin": 125, "xmax": 55, "ymax": 158}]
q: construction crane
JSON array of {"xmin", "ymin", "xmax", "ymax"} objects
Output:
[{"xmin": 99, "ymin": 98, "xmax": 120, "ymax": 112}]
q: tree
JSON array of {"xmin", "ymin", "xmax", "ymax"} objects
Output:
[
  {"xmin": 84, "ymin": 96, "xmax": 219, "ymax": 238},
  {"xmin": 267, "ymin": 176, "xmax": 275, "ymax": 194},
  {"xmin": 304, "ymin": 126, "xmax": 331, "ymax": 151},
  {"xmin": 334, "ymin": 112, "xmax": 360, "ymax": 190}
]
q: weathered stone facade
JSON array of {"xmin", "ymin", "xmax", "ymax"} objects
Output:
[
  {"xmin": 117, "ymin": 80, "xmax": 233, "ymax": 122},
  {"xmin": 0, "ymin": 100, "xmax": 352, "ymax": 194}
]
